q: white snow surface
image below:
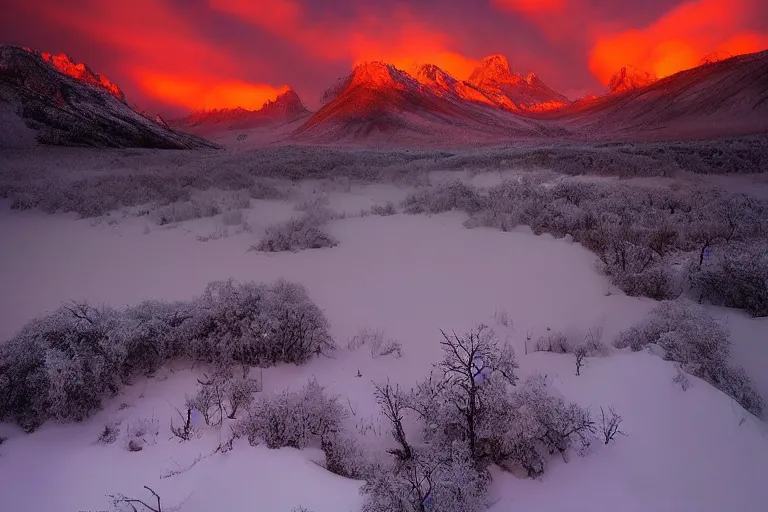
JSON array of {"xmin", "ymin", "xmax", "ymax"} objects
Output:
[{"xmin": 0, "ymin": 183, "xmax": 766, "ymax": 512}]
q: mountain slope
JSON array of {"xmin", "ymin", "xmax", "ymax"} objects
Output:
[
  {"xmin": 174, "ymin": 87, "xmax": 309, "ymax": 135},
  {"xmin": 540, "ymin": 50, "xmax": 768, "ymax": 139},
  {"xmin": 293, "ymin": 61, "xmax": 566, "ymax": 145},
  {"xmin": 0, "ymin": 45, "xmax": 218, "ymax": 149}
]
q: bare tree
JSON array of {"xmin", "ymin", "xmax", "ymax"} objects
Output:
[
  {"xmin": 574, "ymin": 345, "xmax": 588, "ymax": 376},
  {"xmin": 600, "ymin": 407, "xmax": 627, "ymax": 445},
  {"xmin": 374, "ymin": 380, "xmax": 412, "ymax": 461},
  {"xmin": 109, "ymin": 485, "xmax": 162, "ymax": 512},
  {"xmin": 438, "ymin": 325, "xmax": 519, "ymax": 460},
  {"xmin": 169, "ymin": 406, "xmax": 194, "ymax": 442}
]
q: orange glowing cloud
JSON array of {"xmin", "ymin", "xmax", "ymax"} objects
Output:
[
  {"xmin": 491, "ymin": 0, "xmax": 565, "ymax": 14},
  {"xmin": 589, "ymin": 0, "xmax": 768, "ymax": 85},
  {"xmin": 135, "ymin": 71, "xmax": 289, "ymax": 111},
  {"xmin": 209, "ymin": 1, "xmax": 479, "ymax": 80},
  {"xmin": 27, "ymin": 0, "xmax": 287, "ymax": 111}
]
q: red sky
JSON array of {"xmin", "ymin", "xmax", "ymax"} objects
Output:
[{"xmin": 2, "ymin": 0, "xmax": 767, "ymax": 116}]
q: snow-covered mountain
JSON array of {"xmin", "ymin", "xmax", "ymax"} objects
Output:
[
  {"xmin": 174, "ymin": 87, "xmax": 309, "ymax": 134},
  {"xmin": 539, "ymin": 50, "xmax": 768, "ymax": 140},
  {"xmin": 0, "ymin": 45, "xmax": 218, "ymax": 149},
  {"xmin": 467, "ymin": 55, "xmax": 570, "ymax": 111},
  {"xmin": 39, "ymin": 51, "xmax": 126, "ymax": 102},
  {"xmin": 294, "ymin": 60, "xmax": 566, "ymax": 144}
]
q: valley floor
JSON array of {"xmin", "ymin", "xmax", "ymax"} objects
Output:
[{"xmin": 0, "ymin": 177, "xmax": 766, "ymax": 512}]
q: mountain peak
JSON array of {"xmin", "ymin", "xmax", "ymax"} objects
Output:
[
  {"xmin": 36, "ymin": 51, "xmax": 125, "ymax": 101},
  {"xmin": 349, "ymin": 61, "xmax": 415, "ymax": 90},
  {"xmin": 609, "ymin": 66, "xmax": 657, "ymax": 93},
  {"xmin": 415, "ymin": 64, "xmax": 458, "ymax": 87},
  {"xmin": 259, "ymin": 86, "xmax": 307, "ymax": 117},
  {"xmin": 469, "ymin": 54, "xmax": 517, "ymax": 85}
]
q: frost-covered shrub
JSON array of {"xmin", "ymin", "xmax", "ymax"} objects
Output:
[
  {"xmin": 691, "ymin": 242, "xmax": 768, "ymax": 317},
  {"xmin": 534, "ymin": 332, "xmax": 571, "ymax": 353},
  {"xmin": 225, "ymin": 374, "xmax": 260, "ymax": 419},
  {"xmin": 151, "ymin": 200, "xmax": 218, "ymax": 225},
  {"xmin": 610, "ymin": 262, "xmax": 682, "ymax": 300},
  {"xmin": 347, "ymin": 328, "xmax": 402, "ymax": 358},
  {"xmin": 248, "ymin": 179, "xmax": 289, "ymax": 200},
  {"xmin": 321, "ymin": 430, "xmax": 372, "ymax": 479},
  {"xmin": 186, "ymin": 379, "xmax": 226, "ymax": 427},
  {"xmin": 120, "ymin": 300, "xmax": 194, "ymax": 378},
  {"xmin": 186, "ymin": 280, "xmax": 334, "ymax": 366},
  {"xmin": 402, "ymin": 181, "xmax": 486, "ymax": 215},
  {"xmin": 406, "ymin": 325, "xmax": 519, "ymax": 464},
  {"xmin": 361, "ymin": 443, "xmax": 489, "ymax": 512},
  {"xmin": 253, "ymin": 215, "xmax": 338, "ymax": 252},
  {"xmin": 369, "ymin": 201, "xmax": 397, "ymax": 216},
  {"xmin": 97, "ymin": 420, "xmax": 121, "ymax": 445},
  {"xmin": 236, "ymin": 379, "xmax": 346, "ymax": 449},
  {"xmin": 0, "ymin": 279, "xmax": 332, "ymax": 430},
  {"xmin": 614, "ymin": 301, "xmax": 763, "ymax": 416},
  {"xmin": 484, "ymin": 374, "xmax": 595, "ymax": 477},
  {"xmin": 151, "ymin": 189, "xmax": 250, "ymax": 226},
  {"xmin": 0, "ymin": 303, "xmax": 125, "ymax": 428}
]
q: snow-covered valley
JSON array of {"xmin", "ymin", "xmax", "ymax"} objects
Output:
[{"xmin": 0, "ymin": 171, "xmax": 766, "ymax": 512}]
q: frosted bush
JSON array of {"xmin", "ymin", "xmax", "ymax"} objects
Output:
[
  {"xmin": 0, "ymin": 279, "xmax": 332, "ymax": 430},
  {"xmin": 321, "ymin": 430, "xmax": 372, "ymax": 479},
  {"xmin": 361, "ymin": 443, "xmax": 489, "ymax": 512},
  {"xmin": 186, "ymin": 279, "xmax": 335, "ymax": 366},
  {"xmin": 347, "ymin": 328, "xmax": 402, "ymax": 358},
  {"xmin": 402, "ymin": 181, "xmax": 486, "ymax": 214},
  {"xmin": 370, "ymin": 201, "xmax": 397, "ymax": 216},
  {"xmin": 0, "ymin": 303, "xmax": 125, "ymax": 428},
  {"xmin": 151, "ymin": 200, "xmax": 218, "ymax": 225},
  {"xmin": 120, "ymin": 300, "xmax": 195, "ymax": 378},
  {"xmin": 248, "ymin": 178, "xmax": 289, "ymax": 200},
  {"xmin": 151, "ymin": 189, "xmax": 250, "ymax": 226},
  {"xmin": 236, "ymin": 378, "xmax": 346, "ymax": 449},
  {"xmin": 534, "ymin": 332, "xmax": 571, "ymax": 353},
  {"xmin": 614, "ymin": 301, "xmax": 763, "ymax": 416},
  {"xmin": 253, "ymin": 215, "xmax": 338, "ymax": 252},
  {"xmin": 691, "ymin": 242, "xmax": 768, "ymax": 317}
]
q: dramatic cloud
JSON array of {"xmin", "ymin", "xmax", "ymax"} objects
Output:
[
  {"xmin": 208, "ymin": 1, "xmax": 480, "ymax": 79},
  {"xmin": 1, "ymin": 0, "xmax": 766, "ymax": 113},
  {"xmin": 589, "ymin": 0, "xmax": 768, "ymax": 83},
  {"xmin": 492, "ymin": 0, "xmax": 566, "ymax": 14},
  {"xmin": 8, "ymin": 0, "xmax": 289, "ymax": 112}
]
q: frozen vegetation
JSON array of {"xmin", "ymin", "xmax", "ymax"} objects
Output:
[{"xmin": 0, "ymin": 144, "xmax": 767, "ymax": 512}]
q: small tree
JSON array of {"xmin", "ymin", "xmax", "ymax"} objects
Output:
[
  {"xmin": 600, "ymin": 407, "xmax": 627, "ymax": 445},
  {"xmin": 574, "ymin": 345, "xmax": 588, "ymax": 376},
  {"xmin": 374, "ymin": 380, "xmax": 412, "ymax": 461},
  {"xmin": 437, "ymin": 325, "xmax": 519, "ymax": 460},
  {"xmin": 169, "ymin": 406, "xmax": 194, "ymax": 442}
]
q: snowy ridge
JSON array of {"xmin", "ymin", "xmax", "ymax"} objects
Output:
[
  {"xmin": 0, "ymin": 45, "xmax": 218, "ymax": 149},
  {"xmin": 174, "ymin": 87, "xmax": 309, "ymax": 135},
  {"xmin": 293, "ymin": 60, "xmax": 567, "ymax": 145}
]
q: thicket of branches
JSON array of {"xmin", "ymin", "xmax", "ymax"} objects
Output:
[
  {"xmin": 358, "ymin": 325, "xmax": 621, "ymax": 512},
  {"xmin": 3, "ymin": 137, "xmax": 764, "ymax": 217},
  {"xmin": 614, "ymin": 300, "xmax": 763, "ymax": 417},
  {"xmin": 405, "ymin": 179, "xmax": 768, "ymax": 315},
  {"xmin": 0, "ymin": 279, "xmax": 334, "ymax": 431},
  {"xmin": 253, "ymin": 213, "xmax": 338, "ymax": 253}
]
